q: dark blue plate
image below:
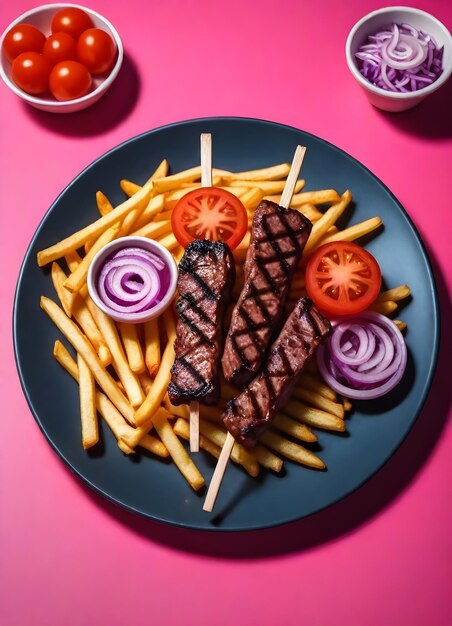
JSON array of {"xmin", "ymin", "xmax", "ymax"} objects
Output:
[{"xmin": 13, "ymin": 118, "xmax": 439, "ymax": 531}]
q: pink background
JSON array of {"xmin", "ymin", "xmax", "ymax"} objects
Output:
[{"xmin": 1, "ymin": 1, "xmax": 451, "ymax": 625}]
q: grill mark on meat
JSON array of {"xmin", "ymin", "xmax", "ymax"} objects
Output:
[
  {"xmin": 169, "ymin": 239, "xmax": 235, "ymax": 406},
  {"xmin": 222, "ymin": 200, "xmax": 312, "ymax": 388},
  {"xmin": 222, "ymin": 297, "xmax": 331, "ymax": 447},
  {"xmin": 178, "ymin": 258, "xmax": 218, "ymax": 301},
  {"xmin": 176, "ymin": 294, "xmax": 216, "ymax": 349},
  {"xmin": 260, "ymin": 213, "xmax": 293, "ymax": 275}
]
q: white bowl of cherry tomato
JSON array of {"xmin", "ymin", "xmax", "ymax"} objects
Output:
[{"xmin": 0, "ymin": 4, "xmax": 123, "ymax": 113}]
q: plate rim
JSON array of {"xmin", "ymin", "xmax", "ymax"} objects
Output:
[{"xmin": 12, "ymin": 116, "xmax": 441, "ymax": 532}]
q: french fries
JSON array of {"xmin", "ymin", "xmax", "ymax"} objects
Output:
[
  {"xmin": 37, "ymin": 182, "xmax": 153, "ymax": 266},
  {"xmin": 77, "ymin": 354, "xmax": 99, "ymax": 449},
  {"xmin": 41, "ymin": 296, "xmax": 134, "ymax": 422},
  {"xmin": 37, "ymin": 154, "xmax": 412, "ymax": 505}
]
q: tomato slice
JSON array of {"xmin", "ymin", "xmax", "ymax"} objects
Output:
[
  {"xmin": 171, "ymin": 187, "xmax": 248, "ymax": 250},
  {"xmin": 305, "ymin": 241, "xmax": 382, "ymax": 316}
]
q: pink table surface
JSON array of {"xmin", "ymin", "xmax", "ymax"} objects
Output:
[{"xmin": 1, "ymin": 1, "xmax": 451, "ymax": 625}]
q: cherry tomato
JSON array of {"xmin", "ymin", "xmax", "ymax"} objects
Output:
[
  {"xmin": 305, "ymin": 241, "xmax": 382, "ymax": 316},
  {"xmin": 3, "ymin": 23, "xmax": 46, "ymax": 63},
  {"xmin": 43, "ymin": 32, "xmax": 78, "ymax": 66},
  {"xmin": 171, "ymin": 187, "xmax": 248, "ymax": 250},
  {"xmin": 51, "ymin": 7, "xmax": 94, "ymax": 40},
  {"xmin": 77, "ymin": 28, "xmax": 117, "ymax": 74},
  {"xmin": 11, "ymin": 52, "xmax": 52, "ymax": 95},
  {"xmin": 49, "ymin": 60, "xmax": 92, "ymax": 101}
]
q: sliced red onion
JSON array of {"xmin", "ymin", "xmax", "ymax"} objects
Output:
[
  {"xmin": 96, "ymin": 246, "xmax": 170, "ymax": 316},
  {"xmin": 317, "ymin": 311, "xmax": 407, "ymax": 400},
  {"xmin": 355, "ymin": 22, "xmax": 444, "ymax": 93}
]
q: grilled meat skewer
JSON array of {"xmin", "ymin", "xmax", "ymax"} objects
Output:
[
  {"xmin": 222, "ymin": 297, "xmax": 331, "ymax": 448},
  {"xmin": 221, "ymin": 200, "xmax": 312, "ymax": 389},
  {"xmin": 168, "ymin": 239, "xmax": 235, "ymax": 406}
]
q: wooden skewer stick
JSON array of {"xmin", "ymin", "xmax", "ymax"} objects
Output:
[
  {"xmin": 189, "ymin": 133, "xmax": 213, "ymax": 452},
  {"xmin": 203, "ymin": 144, "xmax": 307, "ymax": 512}
]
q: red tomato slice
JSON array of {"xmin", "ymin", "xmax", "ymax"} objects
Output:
[
  {"xmin": 305, "ymin": 241, "xmax": 382, "ymax": 316},
  {"xmin": 171, "ymin": 187, "xmax": 248, "ymax": 250}
]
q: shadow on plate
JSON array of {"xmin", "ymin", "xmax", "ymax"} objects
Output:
[
  {"xmin": 22, "ymin": 51, "xmax": 140, "ymax": 137},
  {"xmin": 76, "ymin": 248, "xmax": 450, "ymax": 558},
  {"xmin": 376, "ymin": 77, "xmax": 452, "ymax": 139}
]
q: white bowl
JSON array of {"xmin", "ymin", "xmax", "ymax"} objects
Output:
[
  {"xmin": 87, "ymin": 237, "xmax": 178, "ymax": 324},
  {"xmin": 345, "ymin": 6, "xmax": 452, "ymax": 112},
  {"xmin": 0, "ymin": 3, "xmax": 123, "ymax": 113}
]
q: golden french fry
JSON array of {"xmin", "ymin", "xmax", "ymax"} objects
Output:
[
  {"xmin": 375, "ymin": 285, "xmax": 411, "ymax": 303},
  {"xmin": 294, "ymin": 203, "xmax": 324, "ymax": 222},
  {"xmin": 272, "ymin": 413, "xmax": 318, "ymax": 442},
  {"xmin": 96, "ymin": 190, "xmax": 114, "ymax": 216},
  {"xmin": 42, "ymin": 297, "xmax": 134, "ymax": 421},
  {"xmin": 164, "ymin": 185, "xmax": 250, "ymax": 208},
  {"xmin": 343, "ymin": 398, "xmax": 353, "ymax": 412},
  {"xmin": 143, "ymin": 317, "xmax": 161, "ymax": 376},
  {"xmin": 302, "ymin": 190, "xmax": 352, "ymax": 258},
  {"xmin": 90, "ymin": 311, "xmax": 145, "ymax": 409},
  {"xmin": 120, "ymin": 179, "xmax": 141, "ymax": 197},
  {"xmin": 164, "ymin": 394, "xmax": 189, "ymax": 419},
  {"xmin": 118, "ymin": 322, "xmax": 146, "ymax": 374},
  {"xmin": 394, "ymin": 319, "xmax": 407, "ymax": 332},
  {"xmin": 132, "ymin": 194, "xmax": 166, "ymax": 231},
  {"xmin": 138, "ymin": 433, "xmax": 169, "ymax": 458},
  {"xmin": 77, "ymin": 354, "xmax": 99, "ymax": 449},
  {"xmin": 71, "ymin": 296, "xmax": 112, "ymax": 367},
  {"xmin": 283, "ymin": 399, "xmax": 346, "ymax": 432},
  {"xmin": 37, "ymin": 182, "xmax": 153, "ymax": 266},
  {"xmin": 154, "ymin": 210, "xmax": 172, "ymax": 222},
  {"xmin": 152, "ymin": 408, "xmax": 205, "ymax": 490},
  {"xmin": 197, "ymin": 419, "xmax": 259, "ymax": 477},
  {"xmin": 156, "ymin": 232, "xmax": 179, "ymax": 251},
  {"xmin": 51, "ymin": 262, "xmax": 76, "ymax": 317},
  {"xmin": 259, "ymin": 431, "xmax": 325, "ymax": 469},
  {"xmin": 291, "ymin": 387, "xmax": 344, "ymax": 419},
  {"xmin": 153, "ymin": 167, "xmax": 231, "ymax": 193},
  {"xmin": 174, "ymin": 417, "xmax": 222, "ymax": 459},
  {"xmin": 137, "ymin": 371, "xmax": 153, "ymax": 395},
  {"xmin": 131, "ymin": 219, "xmax": 171, "ymax": 239},
  {"xmin": 227, "ymin": 179, "xmax": 305, "ymax": 195},
  {"xmin": 222, "ymin": 163, "xmax": 291, "ymax": 181},
  {"xmin": 173, "ymin": 246, "xmax": 185, "ymax": 264},
  {"xmin": 239, "ymin": 187, "xmax": 265, "ymax": 212},
  {"xmin": 178, "ymin": 175, "xmax": 222, "ymax": 189},
  {"xmin": 233, "ymin": 231, "xmax": 251, "ymax": 262},
  {"xmin": 134, "ymin": 324, "xmax": 176, "ymax": 426},
  {"xmin": 65, "ymin": 249, "xmax": 83, "ymax": 272},
  {"xmin": 53, "ymin": 341, "xmax": 168, "ymax": 458},
  {"xmin": 297, "ymin": 373, "xmax": 337, "ymax": 402},
  {"xmin": 290, "ymin": 189, "xmax": 341, "ymax": 207},
  {"xmin": 369, "ymin": 301, "xmax": 398, "ymax": 315},
  {"xmin": 144, "ymin": 159, "xmax": 170, "ymax": 184},
  {"xmin": 318, "ymin": 216, "xmax": 382, "ymax": 247},
  {"xmin": 253, "ymin": 445, "xmax": 283, "ymax": 473},
  {"xmin": 64, "ymin": 225, "xmax": 119, "ymax": 293}
]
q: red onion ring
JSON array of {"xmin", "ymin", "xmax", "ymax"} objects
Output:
[
  {"xmin": 317, "ymin": 311, "xmax": 407, "ymax": 400},
  {"xmin": 96, "ymin": 246, "xmax": 168, "ymax": 316},
  {"xmin": 355, "ymin": 22, "xmax": 443, "ymax": 93}
]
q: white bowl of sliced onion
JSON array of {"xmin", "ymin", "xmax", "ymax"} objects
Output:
[
  {"xmin": 87, "ymin": 236, "xmax": 178, "ymax": 324},
  {"xmin": 345, "ymin": 6, "xmax": 452, "ymax": 112}
]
